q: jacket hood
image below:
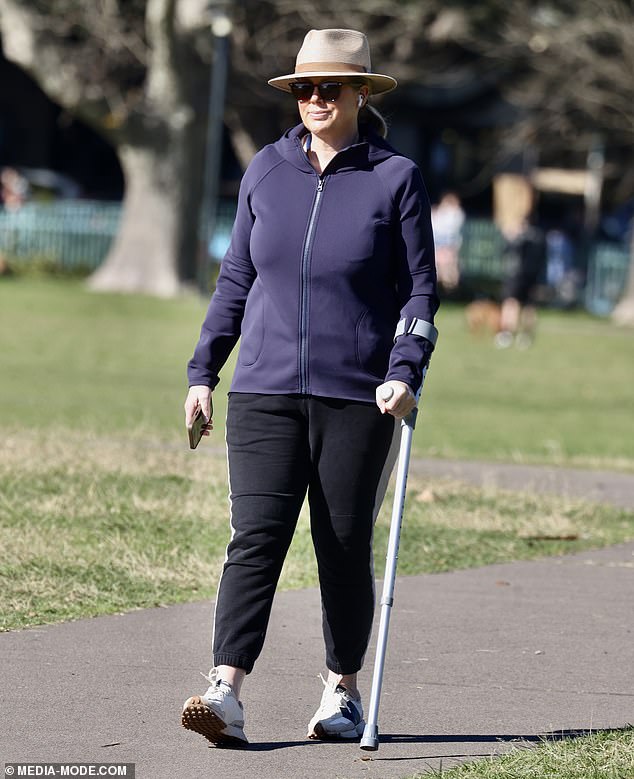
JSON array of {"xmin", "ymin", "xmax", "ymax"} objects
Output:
[{"xmin": 274, "ymin": 122, "xmax": 399, "ymax": 173}]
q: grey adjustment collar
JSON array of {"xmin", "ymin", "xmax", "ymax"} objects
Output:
[{"xmin": 394, "ymin": 317, "xmax": 439, "ymax": 347}]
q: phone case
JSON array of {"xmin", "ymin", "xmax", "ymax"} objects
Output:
[{"xmin": 187, "ymin": 407, "xmax": 206, "ymax": 449}]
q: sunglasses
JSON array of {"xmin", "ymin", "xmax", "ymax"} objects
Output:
[{"xmin": 289, "ymin": 81, "xmax": 354, "ymax": 102}]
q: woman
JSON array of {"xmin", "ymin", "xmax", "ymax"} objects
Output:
[{"xmin": 181, "ymin": 28, "xmax": 439, "ymax": 747}]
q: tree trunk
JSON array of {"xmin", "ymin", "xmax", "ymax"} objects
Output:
[{"xmin": 88, "ymin": 117, "xmax": 205, "ymax": 297}]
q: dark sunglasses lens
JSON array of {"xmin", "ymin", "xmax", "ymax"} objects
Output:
[
  {"xmin": 318, "ymin": 83, "xmax": 342, "ymax": 101},
  {"xmin": 289, "ymin": 83, "xmax": 314, "ymax": 101},
  {"xmin": 289, "ymin": 82, "xmax": 343, "ymax": 101}
]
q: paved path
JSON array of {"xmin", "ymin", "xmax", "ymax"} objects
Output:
[
  {"xmin": 409, "ymin": 458, "xmax": 634, "ymax": 510},
  {"xmin": 2, "ymin": 539, "xmax": 633, "ymax": 779}
]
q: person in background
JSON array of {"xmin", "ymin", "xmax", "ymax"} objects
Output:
[
  {"xmin": 0, "ymin": 167, "xmax": 29, "ymax": 211},
  {"xmin": 495, "ymin": 218, "xmax": 547, "ymax": 349},
  {"xmin": 181, "ymin": 28, "xmax": 438, "ymax": 748},
  {"xmin": 431, "ymin": 191, "xmax": 465, "ymax": 291}
]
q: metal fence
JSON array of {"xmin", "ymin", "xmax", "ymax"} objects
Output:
[
  {"xmin": 1, "ymin": 200, "xmax": 630, "ymax": 315},
  {"xmin": 459, "ymin": 218, "xmax": 506, "ymax": 281},
  {"xmin": 458, "ymin": 219, "xmax": 631, "ymax": 314},
  {"xmin": 0, "ymin": 200, "xmax": 121, "ymax": 271},
  {"xmin": 585, "ymin": 242, "xmax": 631, "ymax": 316},
  {"xmin": 0, "ymin": 199, "xmax": 238, "ymax": 271}
]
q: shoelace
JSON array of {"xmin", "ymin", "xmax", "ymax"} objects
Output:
[
  {"xmin": 317, "ymin": 673, "xmax": 357, "ymax": 706},
  {"xmin": 200, "ymin": 667, "xmax": 235, "ymax": 703},
  {"xmin": 201, "ymin": 668, "xmax": 220, "ymax": 686}
]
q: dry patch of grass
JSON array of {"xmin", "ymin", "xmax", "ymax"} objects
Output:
[
  {"xmin": 413, "ymin": 484, "xmax": 581, "ymax": 537},
  {"xmin": 1, "ymin": 430, "xmax": 632, "ymax": 630}
]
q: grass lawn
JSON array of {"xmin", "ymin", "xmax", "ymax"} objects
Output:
[{"xmin": 0, "ymin": 277, "xmax": 633, "ymax": 469}]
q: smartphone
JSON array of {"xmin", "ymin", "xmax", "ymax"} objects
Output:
[{"xmin": 187, "ymin": 406, "xmax": 208, "ymax": 450}]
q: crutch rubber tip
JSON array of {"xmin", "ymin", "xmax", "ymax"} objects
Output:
[{"xmin": 360, "ymin": 723, "xmax": 379, "ymax": 751}]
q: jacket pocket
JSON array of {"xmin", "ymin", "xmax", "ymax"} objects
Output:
[
  {"xmin": 355, "ymin": 309, "xmax": 392, "ymax": 378},
  {"xmin": 238, "ymin": 290, "xmax": 265, "ymax": 366}
]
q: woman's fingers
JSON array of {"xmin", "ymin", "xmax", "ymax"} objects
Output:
[
  {"xmin": 185, "ymin": 385, "xmax": 213, "ymax": 426},
  {"xmin": 376, "ymin": 381, "xmax": 416, "ymax": 419}
]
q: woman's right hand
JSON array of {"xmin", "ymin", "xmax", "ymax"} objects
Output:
[
  {"xmin": 376, "ymin": 380, "xmax": 416, "ymax": 419},
  {"xmin": 184, "ymin": 385, "xmax": 213, "ymax": 435}
]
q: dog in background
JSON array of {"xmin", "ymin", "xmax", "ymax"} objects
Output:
[{"xmin": 465, "ymin": 299, "xmax": 502, "ymax": 336}]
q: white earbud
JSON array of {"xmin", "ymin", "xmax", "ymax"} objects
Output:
[{"xmin": 357, "ymin": 95, "xmax": 364, "ymax": 108}]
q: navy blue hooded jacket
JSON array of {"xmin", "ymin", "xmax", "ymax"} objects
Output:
[{"xmin": 188, "ymin": 123, "xmax": 439, "ymax": 403}]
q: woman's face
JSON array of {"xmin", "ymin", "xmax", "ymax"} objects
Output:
[{"xmin": 295, "ymin": 78, "xmax": 369, "ymax": 138}]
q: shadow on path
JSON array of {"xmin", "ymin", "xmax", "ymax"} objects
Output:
[
  {"xmin": 234, "ymin": 727, "xmax": 612, "ymax": 753},
  {"xmin": 382, "ymin": 729, "xmax": 599, "ymax": 743}
]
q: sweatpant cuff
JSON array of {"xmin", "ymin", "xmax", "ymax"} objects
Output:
[
  {"xmin": 326, "ymin": 661, "xmax": 363, "ymax": 675},
  {"xmin": 214, "ymin": 653, "xmax": 254, "ymax": 674}
]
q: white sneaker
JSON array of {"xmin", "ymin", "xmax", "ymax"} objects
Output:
[
  {"xmin": 181, "ymin": 669, "xmax": 248, "ymax": 747},
  {"xmin": 307, "ymin": 674, "xmax": 365, "ymax": 740}
]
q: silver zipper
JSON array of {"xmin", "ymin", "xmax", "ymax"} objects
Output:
[{"xmin": 299, "ymin": 176, "xmax": 325, "ymax": 394}]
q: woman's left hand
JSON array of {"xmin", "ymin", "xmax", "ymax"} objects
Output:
[{"xmin": 376, "ymin": 380, "xmax": 416, "ymax": 419}]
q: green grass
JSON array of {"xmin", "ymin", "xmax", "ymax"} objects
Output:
[
  {"xmin": 424, "ymin": 304, "xmax": 634, "ymax": 470},
  {"xmin": 1, "ymin": 277, "xmax": 633, "ymax": 469},
  {"xmin": 418, "ymin": 726, "xmax": 634, "ymax": 778},
  {"xmin": 0, "ymin": 276, "xmax": 203, "ymax": 437}
]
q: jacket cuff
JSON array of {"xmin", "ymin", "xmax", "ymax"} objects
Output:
[
  {"xmin": 187, "ymin": 372, "xmax": 220, "ymax": 391},
  {"xmin": 386, "ymin": 336, "xmax": 434, "ymax": 394}
]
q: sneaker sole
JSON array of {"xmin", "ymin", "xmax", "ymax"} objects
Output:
[
  {"xmin": 307, "ymin": 721, "xmax": 365, "ymax": 741},
  {"xmin": 182, "ymin": 696, "xmax": 248, "ymax": 748}
]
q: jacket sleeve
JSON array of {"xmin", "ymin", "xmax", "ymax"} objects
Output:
[
  {"xmin": 187, "ymin": 168, "xmax": 257, "ymax": 389},
  {"xmin": 384, "ymin": 163, "xmax": 439, "ymax": 393}
]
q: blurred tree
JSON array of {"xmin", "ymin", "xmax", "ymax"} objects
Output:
[
  {"xmin": 2, "ymin": 0, "xmax": 632, "ymax": 314},
  {"xmin": 473, "ymin": 0, "xmax": 633, "ymax": 162},
  {"xmin": 0, "ymin": 0, "xmax": 213, "ymax": 296},
  {"xmin": 465, "ymin": 0, "xmax": 634, "ymax": 324},
  {"xmin": 0, "ymin": 0, "xmax": 500, "ymax": 296}
]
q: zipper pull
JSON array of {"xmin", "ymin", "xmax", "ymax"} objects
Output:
[{"xmin": 317, "ymin": 178, "xmax": 324, "ymax": 192}]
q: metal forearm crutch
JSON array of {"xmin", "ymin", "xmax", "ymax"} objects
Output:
[{"xmin": 360, "ymin": 319, "xmax": 438, "ymax": 752}]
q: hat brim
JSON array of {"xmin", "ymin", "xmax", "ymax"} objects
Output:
[{"xmin": 268, "ymin": 71, "xmax": 397, "ymax": 95}]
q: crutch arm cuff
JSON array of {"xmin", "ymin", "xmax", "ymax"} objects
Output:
[{"xmin": 394, "ymin": 317, "xmax": 439, "ymax": 347}]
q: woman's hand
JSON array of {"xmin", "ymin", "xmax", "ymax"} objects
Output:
[
  {"xmin": 184, "ymin": 385, "xmax": 214, "ymax": 436},
  {"xmin": 376, "ymin": 380, "xmax": 416, "ymax": 420}
]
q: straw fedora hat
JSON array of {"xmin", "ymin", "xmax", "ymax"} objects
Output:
[{"xmin": 268, "ymin": 29, "xmax": 397, "ymax": 95}]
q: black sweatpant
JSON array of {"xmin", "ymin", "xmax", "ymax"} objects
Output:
[{"xmin": 213, "ymin": 393, "xmax": 397, "ymax": 675}]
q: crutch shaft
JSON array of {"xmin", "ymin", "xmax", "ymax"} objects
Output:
[
  {"xmin": 360, "ymin": 418, "xmax": 415, "ymax": 750},
  {"xmin": 360, "ymin": 361, "xmax": 431, "ymax": 752}
]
